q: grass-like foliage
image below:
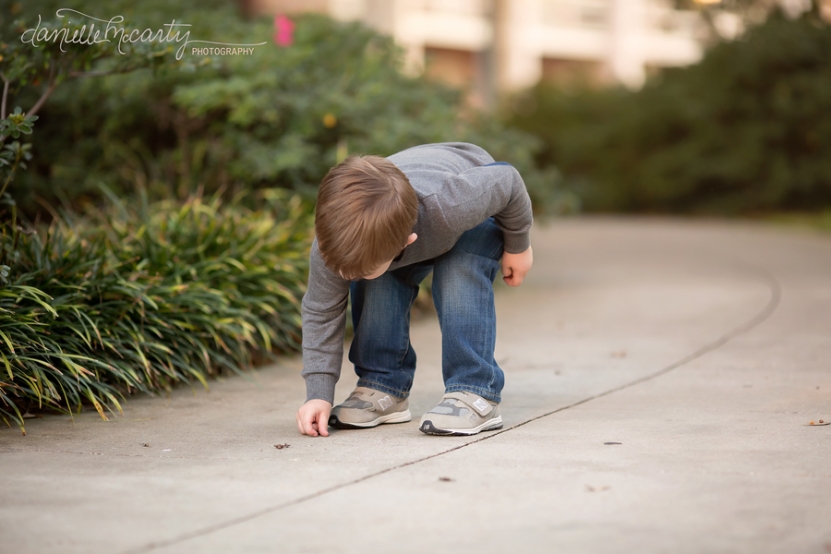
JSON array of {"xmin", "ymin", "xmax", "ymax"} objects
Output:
[{"xmin": 0, "ymin": 189, "xmax": 311, "ymax": 434}]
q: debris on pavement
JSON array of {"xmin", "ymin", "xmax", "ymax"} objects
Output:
[{"xmin": 273, "ymin": 443, "xmax": 291, "ymax": 449}]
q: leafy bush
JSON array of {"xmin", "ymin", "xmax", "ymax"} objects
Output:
[
  {"xmin": 9, "ymin": 2, "xmax": 571, "ymax": 216},
  {"xmin": 507, "ymin": 11, "xmax": 831, "ymax": 214},
  {"xmin": 0, "ymin": 189, "xmax": 311, "ymax": 434}
]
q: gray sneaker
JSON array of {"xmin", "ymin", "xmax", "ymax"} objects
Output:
[
  {"xmin": 329, "ymin": 386, "xmax": 411, "ymax": 429},
  {"xmin": 419, "ymin": 391, "xmax": 503, "ymax": 436}
]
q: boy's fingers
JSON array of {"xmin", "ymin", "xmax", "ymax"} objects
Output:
[
  {"xmin": 502, "ymin": 266, "xmax": 522, "ymax": 286},
  {"xmin": 310, "ymin": 414, "xmax": 321, "ymax": 436},
  {"xmin": 301, "ymin": 412, "xmax": 318, "ymax": 436},
  {"xmin": 513, "ymin": 269, "xmax": 526, "ymax": 286},
  {"xmin": 317, "ymin": 411, "xmax": 330, "ymax": 437},
  {"xmin": 502, "ymin": 247, "xmax": 533, "ymax": 287},
  {"xmin": 297, "ymin": 402, "xmax": 332, "ymax": 437},
  {"xmin": 511, "ymin": 275, "xmax": 525, "ymax": 286},
  {"xmin": 297, "ymin": 411, "xmax": 308, "ymax": 435}
]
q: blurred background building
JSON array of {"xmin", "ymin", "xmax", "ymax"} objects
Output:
[{"xmin": 248, "ymin": 0, "xmax": 719, "ymax": 106}]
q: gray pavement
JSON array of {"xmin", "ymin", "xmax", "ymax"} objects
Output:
[{"xmin": 1, "ymin": 217, "xmax": 829, "ymax": 554}]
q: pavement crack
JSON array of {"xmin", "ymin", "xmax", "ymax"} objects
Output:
[
  {"xmin": 122, "ymin": 441, "xmax": 481, "ymax": 554},
  {"xmin": 481, "ymin": 264, "xmax": 782, "ymax": 436},
  {"xmin": 124, "ymin": 263, "xmax": 782, "ymax": 554}
]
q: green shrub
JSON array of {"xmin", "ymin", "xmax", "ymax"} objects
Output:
[
  {"xmin": 507, "ymin": 11, "xmax": 831, "ymax": 214},
  {"xmin": 10, "ymin": 2, "xmax": 571, "ymax": 216},
  {"xmin": 0, "ymin": 189, "xmax": 311, "ymax": 434}
]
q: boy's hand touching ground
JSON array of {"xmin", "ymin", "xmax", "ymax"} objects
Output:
[
  {"xmin": 296, "ymin": 399, "xmax": 332, "ymax": 437},
  {"xmin": 501, "ymin": 245, "xmax": 533, "ymax": 287}
]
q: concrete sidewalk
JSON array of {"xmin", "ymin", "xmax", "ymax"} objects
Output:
[{"xmin": 1, "ymin": 217, "xmax": 829, "ymax": 554}]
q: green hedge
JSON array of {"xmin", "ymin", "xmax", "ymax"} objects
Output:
[
  {"xmin": 0, "ymin": 190, "xmax": 311, "ymax": 434},
  {"xmin": 507, "ymin": 11, "xmax": 831, "ymax": 214},
  {"xmin": 10, "ymin": 2, "xmax": 571, "ymax": 216}
]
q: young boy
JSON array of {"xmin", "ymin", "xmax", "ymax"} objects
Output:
[{"xmin": 295, "ymin": 142, "xmax": 533, "ymax": 437}]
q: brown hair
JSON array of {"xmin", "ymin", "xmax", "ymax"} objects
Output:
[{"xmin": 315, "ymin": 154, "xmax": 418, "ymax": 280}]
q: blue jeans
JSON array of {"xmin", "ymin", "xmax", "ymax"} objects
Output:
[{"xmin": 348, "ymin": 217, "xmax": 505, "ymax": 403}]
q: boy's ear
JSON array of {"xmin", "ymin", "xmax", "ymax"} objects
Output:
[{"xmin": 406, "ymin": 233, "xmax": 418, "ymax": 246}]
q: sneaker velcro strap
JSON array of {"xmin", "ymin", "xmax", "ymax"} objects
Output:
[
  {"xmin": 444, "ymin": 392, "xmax": 494, "ymax": 417},
  {"xmin": 373, "ymin": 394, "xmax": 395, "ymax": 412},
  {"xmin": 342, "ymin": 391, "xmax": 377, "ymax": 412},
  {"xmin": 348, "ymin": 387, "xmax": 383, "ymax": 412},
  {"xmin": 352, "ymin": 388, "xmax": 399, "ymax": 413}
]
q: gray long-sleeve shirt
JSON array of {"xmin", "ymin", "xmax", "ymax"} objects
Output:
[{"xmin": 301, "ymin": 142, "xmax": 533, "ymax": 403}]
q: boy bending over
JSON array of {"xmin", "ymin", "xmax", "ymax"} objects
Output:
[{"xmin": 296, "ymin": 142, "xmax": 533, "ymax": 437}]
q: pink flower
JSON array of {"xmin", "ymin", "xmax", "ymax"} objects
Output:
[{"xmin": 274, "ymin": 15, "xmax": 295, "ymax": 47}]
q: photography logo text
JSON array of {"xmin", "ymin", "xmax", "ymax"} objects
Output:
[{"xmin": 21, "ymin": 9, "xmax": 267, "ymax": 60}]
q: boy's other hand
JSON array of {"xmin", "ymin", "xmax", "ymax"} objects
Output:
[
  {"xmin": 501, "ymin": 245, "xmax": 533, "ymax": 287},
  {"xmin": 297, "ymin": 399, "xmax": 332, "ymax": 437}
]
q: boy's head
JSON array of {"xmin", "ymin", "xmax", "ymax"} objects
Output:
[{"xmin": 316, "ymin": 154, "xmax": 418, "ymax": 280}]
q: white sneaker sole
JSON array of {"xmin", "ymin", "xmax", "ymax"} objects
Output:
[
  {"xmin": 329, "ymin": 409, "xmax": 412, "ymax": 429},
  {"xmin": 419, "ymin": 415, "xmax": 503, "ymax": 436}
]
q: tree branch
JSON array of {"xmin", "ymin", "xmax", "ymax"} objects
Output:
[
  {"xmin": 26, "ymin": 82, "xmax": 58, "ymax": 119},
  {"xmin": 0, "ymin": 145, "xmax": 22, "ymax": 198},
  {"xmin": 26, "ymin": 64, "xmax": 58, "ymax": 119},
  {"xmin": 69, "ymin": 70, "xmax": 121, "ymax": 78},
  {"xmin": 0, "ymin": 72, "xmax": 9, "ymax": 120}
]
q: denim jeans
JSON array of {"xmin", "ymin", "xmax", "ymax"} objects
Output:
[{"xmin": 348, "ymin": 217, "xmax": 505, "ymax": 403}]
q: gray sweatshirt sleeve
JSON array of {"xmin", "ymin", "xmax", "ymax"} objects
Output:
[
  {"xmin": 300, "ymin": 239, "xmax": 350, "ymax": 404},
  {"xmin": 442, "ymin": 162, "xmax": 533, "ymax": 254}
]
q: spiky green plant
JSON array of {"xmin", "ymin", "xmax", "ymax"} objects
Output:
[{"xmin": 0, "ymin": 189, "xmax": 312, "ymax": 434}]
